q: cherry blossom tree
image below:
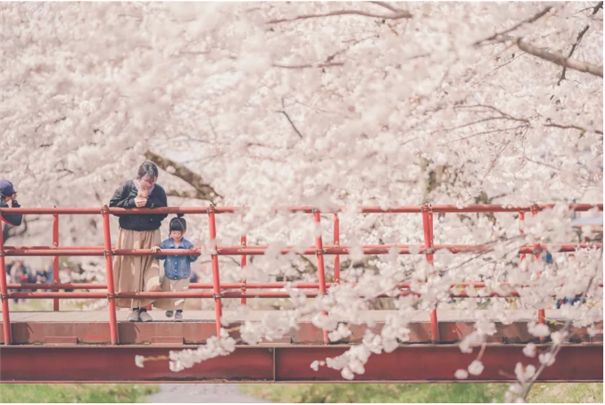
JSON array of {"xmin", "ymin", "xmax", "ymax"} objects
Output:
[{"xmin": 1, "ymin": 1, "xmax": 602, "ymax": 398}]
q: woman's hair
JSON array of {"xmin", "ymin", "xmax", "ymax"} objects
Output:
[
  {"xmin": 169, "ymin": 213, "xmax": 187, "ymax": 232},
  {"xmin": 137, "ymin": 161, "xmax": 159, "ymax": 181}
]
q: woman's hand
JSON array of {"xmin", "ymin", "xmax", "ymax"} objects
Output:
[
  {"xmin": 150, "ymin": 246, "xmax": 161, "ymax": 253},
  {"xmin": 135, "ymin": 197, "xmax": 147, "ymax": 207}
]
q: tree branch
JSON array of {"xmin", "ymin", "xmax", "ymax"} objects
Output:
[
  {"xmin": 544, "ymin": 122, "xmax": 603, "ymax": 135},
  {"xmin": 266, "ymin": 6, "xmax": 412, "ymax": 24},
  {"xmin": 456, "ymin": 103, "xmax": 603, "ymax": 135},
  {"xmin": 557, "ymin": 25, "xmax": 590, "ymax": 85},
  {"xmin": 558, "ymin": 2, "xmax": 602, "ymax": 84},
  {"xmin": 279, "ymin": 98, "xmax": 304, "ymax": 139},
  {"xmin": 474, "ymin": 6, "xmax": 553, "ymax": 46},
  {"xmin": 273, "ymin": 62, "xmax": 344, "ymax": 69},
  {"xmin": 369, "ymin": 1, "xmax": 402, "ymax": 13},
  {"xmin": 473, "ymin": 5, "xmax": 603, "ymax": 77},
  {"xmin": 514, "ymin": 37, "xmax": 603, "ymax": 78},
  {"xmin": 144, "ymin": 150, "xmax": 222, "ymax": 202}
]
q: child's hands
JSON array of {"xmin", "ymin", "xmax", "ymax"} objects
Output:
[{"xmin": 151, "ymin": 246, "xmax": 161, "ymax": 253}]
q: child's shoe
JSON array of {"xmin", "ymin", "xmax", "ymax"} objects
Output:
[
  {"xmin": 165, "ymin": 310, "xmax": 174, "ymax": 318},
  {"xmin": 175, "ymin": 311, "xmax": 183, "ymax": 321},
  {"xmin": 139, "ymin": 310, "xmax": 153, "ymax": 322},
  {"xmin": 127, "ymin": 310, "xmax": 140, "ymax": 322}
]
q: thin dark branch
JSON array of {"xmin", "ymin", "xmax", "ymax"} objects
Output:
[
  {"xmin": 279, "ymin": 98, "xmax": 304, "ymax": 139},
  {"xmin": 267, "ymin": 7, "xmax": 412, "ymax": 24},
  {"xmin": 480, "ymin": 140, "xmax": 511, "ymax": 184},
  {"xmin": 558, "ymin": 25, "xmax": 590, "ymax": 85},
  {"xmin": 369, "ymin": 1, "xmax": 402, "ymax": 13},
  {"xmin": 273, "ymin": 62, "xmax": 344, "ymax": 69},
  {"xmin": 524, "ymin": 157, "xmax": 562, "ymax": 171},
  {"xmin": 474, "ymin": 6, "xmax": 553, "ymax": 46},
  {"xmin": 444, "ymin": 126, "xmax": 527, "ymax": 144},
  {"xmin": 470, "ymin": 50, "xmax": 526, "ymax": 86},
  {"xmin": 457, "ymin": 104, "xmax": 602, "ymax": 135},
  {"xmin": 455, "ymin": 104, "xmax": 530, "ymax": 123},
  {"xmin": 34, "ymin": 116, "xmax": 66, "ymax": 133},
  {"xmin": 544, "ymin": 122, "xmax": 603, "ymax": 135},
  {"xmin": 558, "ymin": 2, "xmax": 602, "ymax": 85}
]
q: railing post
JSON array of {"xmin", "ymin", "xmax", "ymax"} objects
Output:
[
  {"xmin": 0, "ymin": 214, "xmax": 12, "ymax": 345},
  {"xmin": 101, "ymin": 206, "xmax": 119, "ymax": 345},
  {"xmin": 519, "ymin": 212, "xmax": 526, "ymax": 262},
  {"xmin": 240, "ymin": 235, "xmax": 247, "ymax": 305},
  {"xmin": 313, "ymin": 209, "xmax": 329, "ymax": 344},
  {"xmin": 207, "ymin": 206, "xmax": 223, "ymax": 338},
  {"xmin": 422, "ymin": 204, "xmax": 440, "ymax": 343},
  {"xmin": 52, "ymin": 214, "xmax": 60, "ymax": 311},
  {"xmin": 333, "ymin": 213, "xmax": 340, "ymax": 283},
  {"xmin": 531, "ymin": 207, "xmax": 546, "ymax": 342}
]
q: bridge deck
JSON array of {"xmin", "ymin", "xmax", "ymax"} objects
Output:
[
  {"xmin": 1, "ymin": 309, "xmax": 601, "ymax": 345},
  {"xmin": 0, "ymin": 309, "xmax": 602, "ymax": 383}
]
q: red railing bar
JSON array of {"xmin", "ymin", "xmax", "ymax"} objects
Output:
[
  {"xmin": 6, "ymin": 243, "xmax": 599, "ymax": 257},
  {"xmin": 9, "ymin": 281, "xmax": 602, "ymax": 291},
  {"xmin": 52, "ymin": 214, "xmax": 60, "ymax": 312},
  {"xmin": 0, "ymin": 214, "xmax": 12, "ymax": 345},
  {"xmin": 0, "ymin": 207, "xmax": 239, "ymax": 215},
  {"xmin": 9, "ymin": 290, "xmax": 535, "ymax": 299},
  {"xmin": 207, "ymin": 206, "xmax": 223, "ymax": 339},
  {"xmin": 101, "ymin": 206, "xmax": 119, "ymax": 345},
  {"xmin": 333, "ymin": 213, "xmax": 340, "ymax": 283},
  {"xmin": 8, "ymin": 283, "xmax": 108, "ymax": 289},
  {"xmin": 422, "ymin": 205, "xmax": 439, "ymax": 343},
  {"xmin": 519, "ymin": 212, "xmax": 526, "ymax": 262},
  {"xmin": 240, "ymin": 235, "xmax": 247, "ymax": 305},
  {"xmin": 6, "ymin": 243, "xmax": 602, "ymax": 253},
  {"xmin": 14, "ymin": 290, "xmax": 599, "ymax": 299},
  {"xmin": 2, "ymin": 203, "xmax": 602, "ymax": 216},
  {"xmin": 313, "ymin": 210, "xmax": 329, "ymax": 344}
]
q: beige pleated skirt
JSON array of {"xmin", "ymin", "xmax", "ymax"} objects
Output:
[
  {"xmin": 113, "ymin": 228, "xmax": 161, "ymax": 309},
  {"xmin": 154, "ymin": 277, "xmax": 189, "ymax": 311}
]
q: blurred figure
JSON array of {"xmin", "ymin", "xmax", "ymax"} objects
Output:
[
  {"xmin": 9, "ymin": 260, "xmax": 25, "ymax": 304},
  {"xmin": 0, "ymin": 180, "xmax": 22, "ymax": 227},
  {"xmin": 45, "ymin": 264, "xmax": 55, "ymax": 291},
  {"xmin": 60, "ymin": 265, "xmax": 74, "ymax": 292}
]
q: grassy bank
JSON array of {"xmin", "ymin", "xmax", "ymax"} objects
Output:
[
  {"xmin": 0, "ymin": 384, "xmax": 159, "ymax": 403},
  {"xmin": 241, "ymin": 383, "xmax": 603, "ymax": 403}
]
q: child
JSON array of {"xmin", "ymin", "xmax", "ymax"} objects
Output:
[{"xmin": 151, "ymin": 214, "xmax": 199, "ymax": 321}]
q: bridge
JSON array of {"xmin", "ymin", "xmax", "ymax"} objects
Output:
[{"xmin": 0, "ymin": 204, "xmax": 602, "ymax": 383}]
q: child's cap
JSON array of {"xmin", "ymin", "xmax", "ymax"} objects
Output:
[{"xmin": 170, "ymin": 214, "xmax": 187, "ymax": 232}]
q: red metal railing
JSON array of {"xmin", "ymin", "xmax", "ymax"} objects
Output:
[{"xmin": 0, "ymin": 203, "xmax": 602, "ymax": 346}]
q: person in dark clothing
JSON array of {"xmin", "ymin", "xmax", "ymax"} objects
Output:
[
  {"xmin": 0, "ymin": 180, "xmax": 22, "ymax": 227},
  {"xmin": 109, "ymin": 161, "xmax": 168, "ymax": 322},
  {"xmin": 109, "ymin": 166, "xmax": 168, "ymax": 231}
]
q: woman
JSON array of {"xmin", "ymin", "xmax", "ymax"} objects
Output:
[{"xmin": 109, "ymin": 161, "xmax": 168, "ymax": 322}]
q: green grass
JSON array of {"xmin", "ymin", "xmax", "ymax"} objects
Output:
[
  {"xmin": 0, "ymin": 384, "xmax": 160, "ymax": 403},
  {"xmin": 241, "ymin": 383, "xmax": 603, "ymax": 403},
  {"xmin": 527, "ymin": 383, "xmax": 602, "ymax": 403}
]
